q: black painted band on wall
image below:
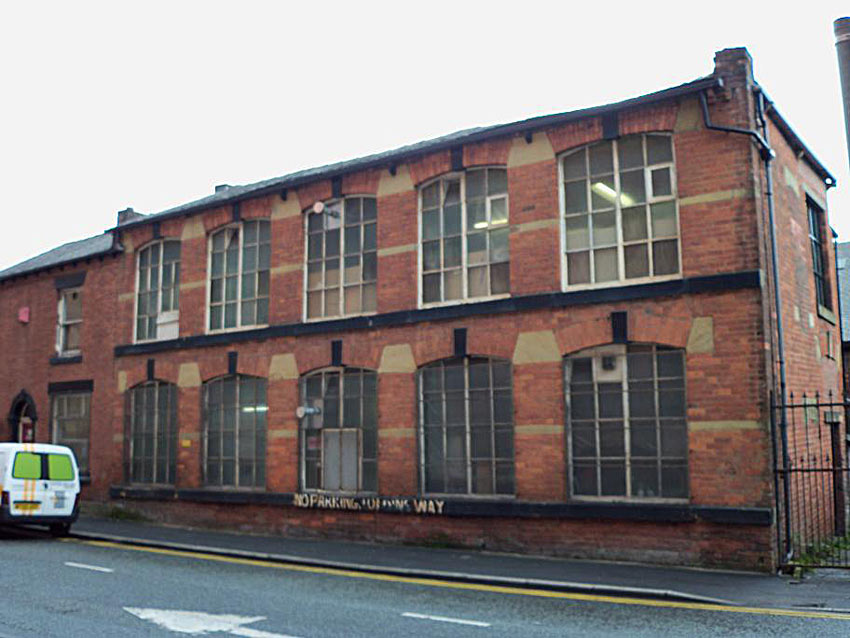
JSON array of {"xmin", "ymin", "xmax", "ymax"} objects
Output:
[
  {"xmin": 48, "ymin": 379, "xmax": 94, "ymax": 394},
  {"xmin": 115, "ymin": 270, "xmax": 761, "ymax": 357},
  {"xmin": 54, "ymin": 272, "xmax": 86, "ymax": 290}
]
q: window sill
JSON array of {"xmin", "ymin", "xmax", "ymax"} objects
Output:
[
  {"xmin": 304, "ymin": 311, "xmax": 378, "ymax": 324},
  {"xmin": 817, "ymin": 304, "xmax": 836, "ymax": 326},
  {"xmin": 206, "ymin": 324, "xmax": 270, "ymax": 336},
  {"xmin": 419, "ymin": 292, "xmax": 511, "ymax": 310},
  {"xmin": 561, "ymin": 273, "xmax": 681, "ymax": 293},
  {"xmin": 50, "ymin": 355, "xmax": 82, "ymax": 366}
]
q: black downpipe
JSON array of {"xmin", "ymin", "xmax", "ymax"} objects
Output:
[{"xmin": 699, "ymin": 89, "xmax": 792, "ymax": 563}]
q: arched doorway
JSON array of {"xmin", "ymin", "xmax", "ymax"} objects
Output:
[{"xmin": 7, "ymin": 390, "xmax": 37, "ymax": 442}]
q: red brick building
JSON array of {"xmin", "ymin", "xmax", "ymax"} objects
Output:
[{"xmin": 0, "ymin": 48, "xmax": 841, "ymax": 570}]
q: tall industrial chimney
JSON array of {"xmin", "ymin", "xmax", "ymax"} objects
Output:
[{"xmin": 836, "ymin": 17, "xmax": 850, "ymax": 170}]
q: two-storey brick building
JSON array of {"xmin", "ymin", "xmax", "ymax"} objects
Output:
[{"xmin": 0, "ymin": 48, "xmax": 841, "ymax": 570}]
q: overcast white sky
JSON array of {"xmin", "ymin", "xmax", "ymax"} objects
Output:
[{"xmin": 1, "ymin": 1, "xmax": 848, "ymax": 270}]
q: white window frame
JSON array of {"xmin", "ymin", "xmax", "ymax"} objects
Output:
[
  {"xmin": 302, "ymin": 196, "xmax": 378, "ymax": 322},
  {"xmin": 205, "ymin": 220, "xmax": 270, "ymax": 334},
  {"xmin": 133, "ymin": 239, "xmax": 181, "ymax": 343},
  {"xmin": 417, "ymin": 167, "xmax": 511, "ymax": 309},
  {"xmin": 558, "ymin": 133, "xmax": 683, "ymax": 291},
  {"xmin": 56, "ymin": 287, "xmax": 82, "ymax": 356}
]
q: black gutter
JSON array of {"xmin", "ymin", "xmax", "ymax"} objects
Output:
[
  {"xmin": 115, "ymin": 270, "xmax": 761, "ymax": 357},
  {"xmin": 111, "ymin": 76, "xmax": 723, "ymax": 233}
]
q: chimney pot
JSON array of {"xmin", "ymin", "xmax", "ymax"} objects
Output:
[{"xmin": 215, "ymin": 184, "xmax": 231, "ymax": 193}]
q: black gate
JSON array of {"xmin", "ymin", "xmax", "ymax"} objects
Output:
[{"xmin": 773, "ymin": 391, "xmax": 850, "ymax": 569}]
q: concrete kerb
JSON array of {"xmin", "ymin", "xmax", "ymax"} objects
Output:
[{"xmin": 68, "ymin": 529, "xmax": 734, "ymax": 606}]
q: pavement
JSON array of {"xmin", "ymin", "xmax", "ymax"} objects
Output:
[{"xmin": 67, "ymin": 514, "xmax": 850, "ymax": 613}]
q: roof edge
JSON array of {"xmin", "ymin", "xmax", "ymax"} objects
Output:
[
  {"xmin": 112, "ymin": 75, "xmax": 722, "ymax": 233},
  {"xmin": 0, "ymin": 236, "xmax": 122, "ymax": 285}
]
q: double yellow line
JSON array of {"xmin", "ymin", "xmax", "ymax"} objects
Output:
[{"xmin": 67, "ymin": 538, "xmax": 850, "ymax": 622}]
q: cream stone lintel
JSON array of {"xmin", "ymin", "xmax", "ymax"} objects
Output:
[
  {"xmin": 112, "ymin": 433, "xmax": 124, "ymax": 443},
  {"xmin": 269, "ymin": 429, "xmax": 297, "ymax": 439},
  {"xmin": 270, "ymin": 263, "xmax": 301, "ymax": 277},
  {"xmin": 803, "ymin": 184, "xmax": 827, "ymax": 211},
  {"xmin": 378, "ymin": 344, "xmax": 416, "ymax": 374},
  {"xmin": 783, "ymin": 166, "xmax": 800, "ymax": 195},
  {"xmin": 512, "ymin": 218, "xmax": 559, "ymax": 234},
  {"xmin": 507, "ymin": 133, "xmax": 555, "ymax": 168},
  {"xmin": 181, "ymin": 217, "xmax": 206, "ymax": 241},
  {"xmin": 121, "ymin": 236, "xmax": 135, "ymax": 253},
  {"xmin": 271, "ymin": 192, "xmax": 303, "ymax": 220},
  {"xmin": 179, "ymin": 280, "xmax": 205, "ymax": 292},
  {"xmin": 117, "ymin": 371, "xmax": 128, "ymax": 393},
  {"xmin": 378, "ymin": 428, "xmax": 415, "ymax": 439},
  {"xmin": 181, "ymin": 432, "xmax": 200, "ymax": 441},
  {"xmin": 377, "ymin": 243, "xmax": 416, "ymax": 258},
  {"xmin": 269, "ymin": 353, "xmax": 299, "ymax": 380},
  {"xmin": 686, "ymin": 317, "xmax": 714, "ymax": 355},
  {"xmin": 513, "ymin": 330, "xmax": 560, "ymax": 365},
  {"xmin": 118, "ymin": 292, "xmax": 134, "ymax": 303},
  {"xmin": 377, "ymin": 165, "xmax": 414, "ymax": 197},
  {"xmin": 177, "ymin": 363, "xmax": 201, "ymax": 388},
  {"xmin": 515, "ymin": 425, "xmax": 563, "ymax": 435},
  {"xmin": 679, "ymin": 188, "xmax": 750, "ymax": 207},
  {"xmin": 689, "ymin": 420, "xmax": 762, "ymax": 432},
  {"xmin": 673, "ymin": 97, "xmax": 701, "ymax": 132}
]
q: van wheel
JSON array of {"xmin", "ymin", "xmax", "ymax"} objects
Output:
[{"xmin": 49, "ymin": 523, "xmax": 71, "ymax": 537}]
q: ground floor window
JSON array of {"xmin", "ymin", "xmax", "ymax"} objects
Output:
[
  {"xmin": 51, "ymin": 392, "xmax": 91, "ymax": 474},
  {"xmin": 127, "ymin": 381, "xmax": 178, "ymax": 484},
  {"xmin": 203, "ymin": 375, "xmax": 267, "ymax": 488},
  {"xmin": 418, "ymin": 356, "xmax": 515, "ymax": 495},
  {"xmin": 300, "ymin": 368, "xmax": 377, "ymax": 492},
  {"xmin": 565, "ymin": 343, "xmax": 688, "ymax": 499}
]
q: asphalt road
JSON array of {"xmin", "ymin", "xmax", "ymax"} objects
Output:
[{"xmin": 0, "ymin": 526, "xmax": 848, "ymax": 638}]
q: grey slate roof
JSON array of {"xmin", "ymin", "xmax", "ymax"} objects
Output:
[
  {"xmin": 0, "ymin": 233, "xmax": 116, "ymax": 282},
  {"xmin": 838, "ymin": 242, "xmax": 850, "ymax": 341}
]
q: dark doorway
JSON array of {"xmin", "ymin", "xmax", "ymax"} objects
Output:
[{"xmin": 7, "ymin": 390, "xmax": 37, "ymax": 442}]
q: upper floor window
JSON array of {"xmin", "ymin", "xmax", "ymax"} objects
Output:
[
  {"xmin": 136, "ymin": 240, "xmax": 181, "ymax": 342},
  {"xmin": 418, "ymin": 356, "xmax": 514, "ymax": 495},
  {"xmin": 209, "ymin": 220, "xmax": 270, "ymax": 331},
  {"xmin": 565, "ymin": 344, "xmax": 687, "ymax": 500},
  {"xmin": 51, "ymin": 392, "xmax": 90, "ymax": 474},
  {"xmin": 306, "ymin": 197, "xmax": 377, "ymax": 319},
  {"xmin": 299, "ymin": 368, "xmax": 377, "ymax": 492},
  {"xmin": 127, "ymin": 381, "xmax": 177, "ymax": 485},
  {"xmin": 807, "ymin": 199, "xmax": 831, "ymax": 311},
  {"xmin": 561, "ymin": 134, "xmax": 679, "ymax": 287},
  {"xmin": 420, "ymin": 168, "xmax": 509, "ymax": 305},
  {"xmin": 56, "ymin": 288, "xmax": 82, "ymax": 356},
  {"xmin": 203, "ymin": 375, "xmax": 267, "ymax": 488}
]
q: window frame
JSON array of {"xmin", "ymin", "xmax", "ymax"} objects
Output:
[
  {"xmin": 807, "ymin": 198, "xmax": 832, "ymax": 312},
  {"xmin": 127, "ymin": 380, "xmax": 178, "ymax": 485},
  {"xmin": 417, "ymin": 356, "xmax": 515, "ymax": 498},
  {"xmin": 417, "ymin": 167, "xmax": 511, "ymax": 308},
  {"xmin": 557, "ymin": 133, "xmax": 683, "ymax": 291},
  {"xmin": 56, "ymin": 287, "xmax": 83, "ymax": 356},
  {"xmin": 206, "ymin": 220, "xmax": 271, "ymax": 334},
  {"xmin": 298, "ymin": 367, "xmax": 378, "ymax": 494},
  {"xmin": 134, "ymin": 239, "xmax": 181, "ymax": 343},
  {"xmin": 302, "ymin": 196, "xmax": 378, "ymax": 322},
  {"xmin": 564, "ymin": 343, "xmax": 689, "ymax": 503},
  {"xmin": 50, "ymin": 391, "xmax": 91, "ymax": 475}
]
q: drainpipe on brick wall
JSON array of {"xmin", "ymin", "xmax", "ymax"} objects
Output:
[{"xmin": 699, "ymin": 87, "xmax": 792, "ymax": 562}]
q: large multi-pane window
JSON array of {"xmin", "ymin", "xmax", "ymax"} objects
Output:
[
  {"xmin": 209, "ymin": 220, "xmax": 270, "ymax": 331},
  {"xmin": 51, "ymin": 392, "xmax": 91, "ymax": 474},
  {"xmin": 418, "ymin": 357, "xmax": 514, "ymax": 495},
  {"xmin": 128, "ymin": 381, "xmax": 177, "ymax": 484},
  {"xmin": 56, "ymin": 288, "xmax": 82, "ymax": 355},
  {"xmin": 807, "ymin": 199, "xmax": 831, "ymax": 310},
  {"xmin": 306, "ymin": 197, "xmax": 377, "ymax": 319},
  {"xmin": 136, "ymin": 240, "xmax": 181, "ymax": 341},
  {"xmin": 565, "ymin": 344, "xmax": 687, "ymax": 500},
  {"xmin": 203, "ymin": 375, "xmax": 267, "ymax": 488},
  {"xmin": 561, "ymin": 134, "xmax": 679, "ymax": 286},
  {"xmin": 300, "ymin": 368, "xmax": 377, "ymax": 492},
  {"xmin": 420, "ymin": 168, "xmax": 509, "ymax": 304}
]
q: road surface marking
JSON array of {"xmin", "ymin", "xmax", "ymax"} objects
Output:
[
  {"xmin": 402, "ymin": 612, "xmax": 490, "ymax": 627},
  {"xmin": 64, "ymin": 561, "xmax": 114, "ymax": 573},
  {"xmin": 73, "ymin": 540, "xmax": 850, "ymax": 622},
  {"xmin": 123, "ymin": 608, "xmax": 299, "ymax": 637}
]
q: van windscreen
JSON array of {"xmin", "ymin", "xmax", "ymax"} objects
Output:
[
  {"xmin": 12, "ymin": 452, "xmax": 42, "ymax": 479},
  {"xmin": 47, "ymin": 454, "xmax": 74, "ymax": 480}
]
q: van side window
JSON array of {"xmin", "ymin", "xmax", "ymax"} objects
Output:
[
  {"xmin": 12, "ymin": 453, "xmax": 42, "ymax": 479},
  {"xmin": 47, "ymin": 454, "xmax": 74, "ymax": 480}
]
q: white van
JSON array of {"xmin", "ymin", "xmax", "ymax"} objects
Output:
[{"xmin": 0, "ymin": 443, "xmax": 80, "ymax": 535}]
